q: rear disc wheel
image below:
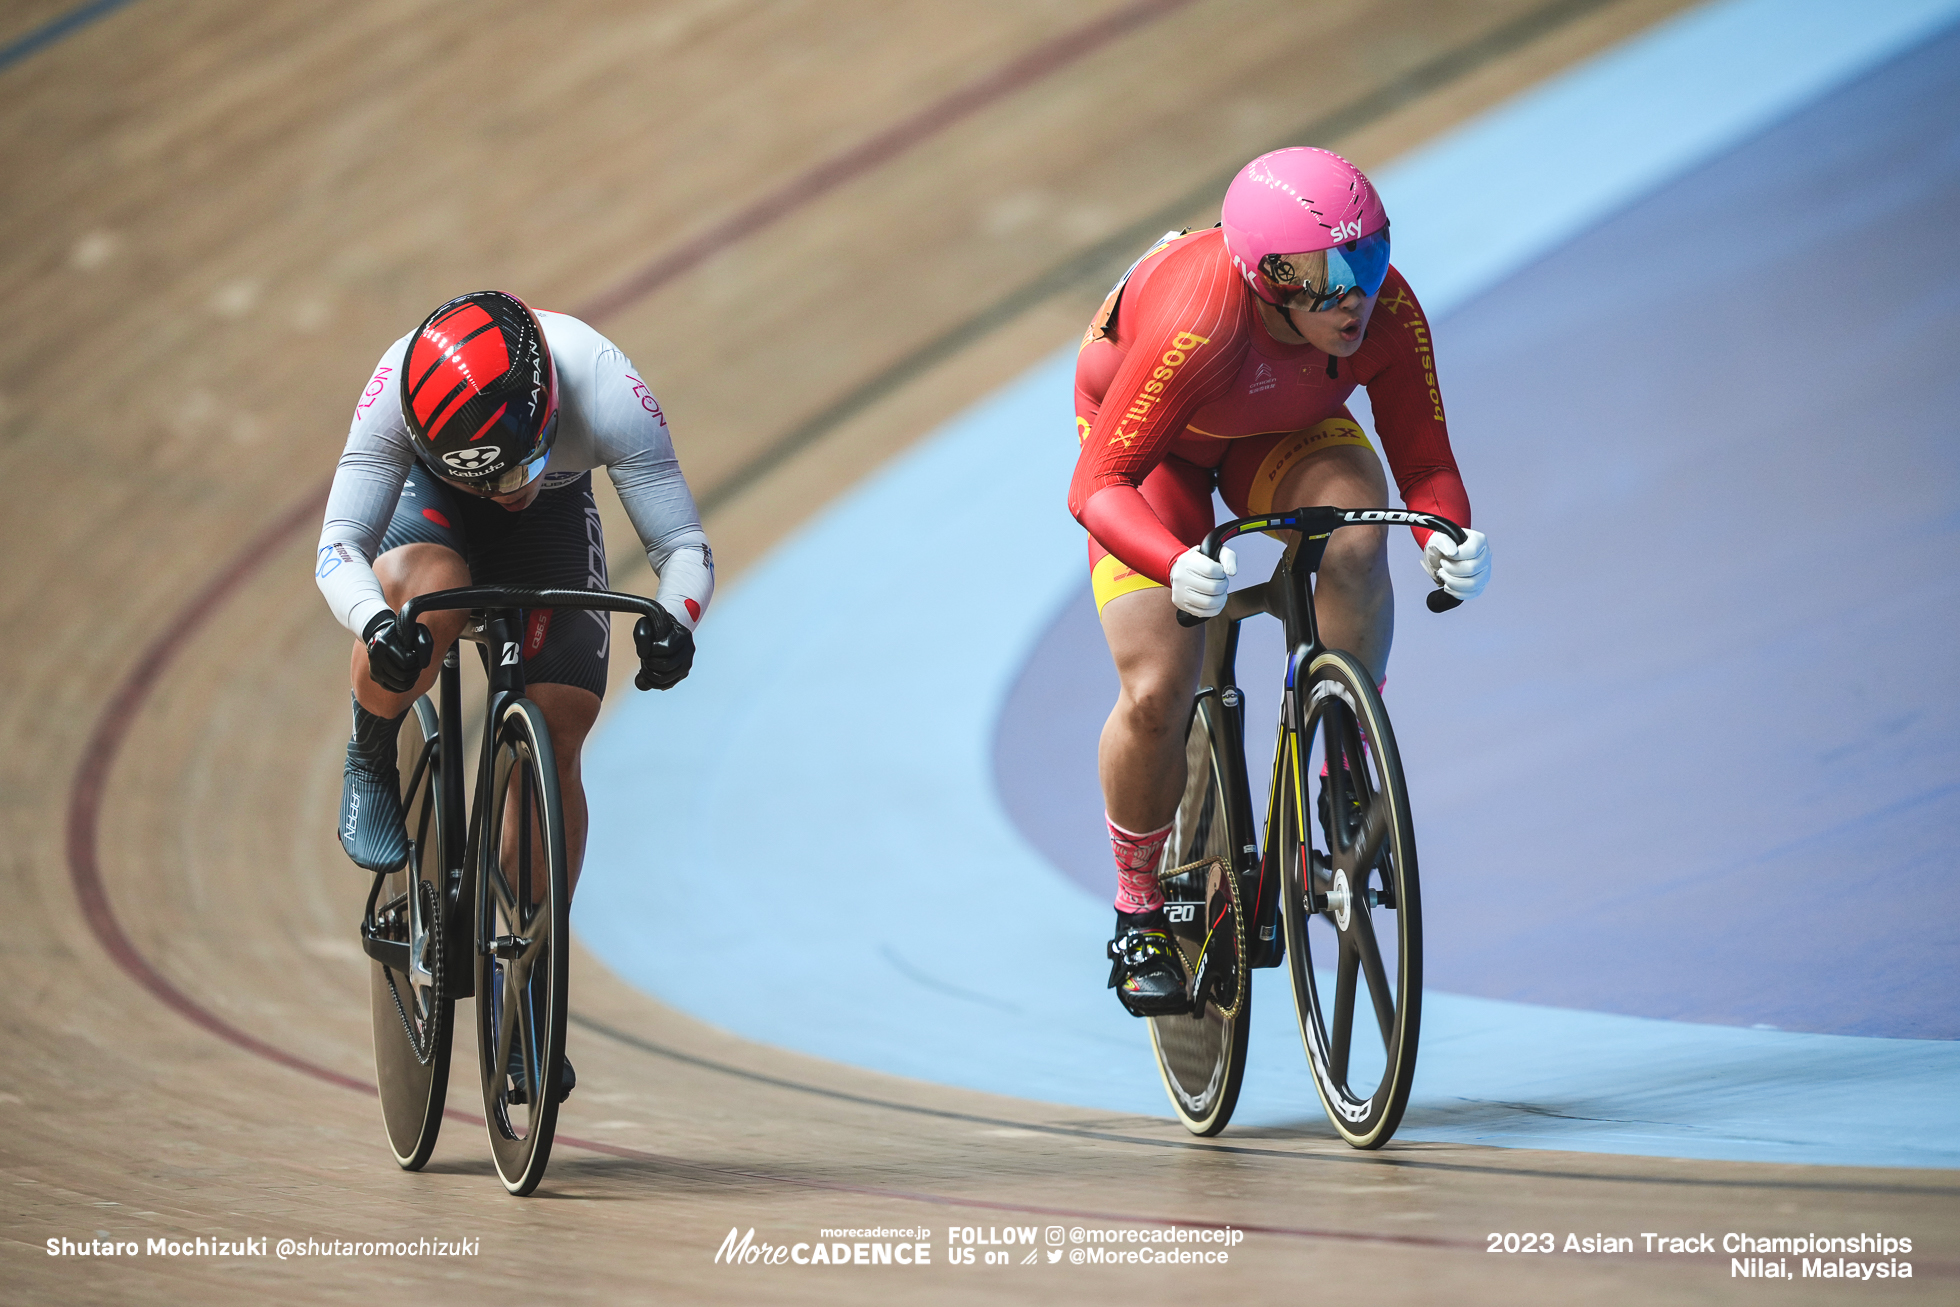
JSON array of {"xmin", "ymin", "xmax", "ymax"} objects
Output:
[
  {"xmin": 1147, "ymin": 691, "xmax": 1251, "ymax": 1137},
  {"xmin": 368, "ymin": 696, "xmax": 454, "ymax": 1170}
]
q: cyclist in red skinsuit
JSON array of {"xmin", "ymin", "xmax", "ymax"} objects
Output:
[
  {"xmin": 1076, "ymin": 149, "xmax": 1489, "ymax": 1016},
  {"xmin": 1071, "ymin": 235, "xmax": 1468, "ymax": 588}
]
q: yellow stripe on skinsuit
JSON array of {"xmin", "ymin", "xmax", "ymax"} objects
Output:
[
  {"xmin": 1088, "ymin": 419, "xmax": 1374, "ymax": 613},
  {"xmin": 1245, "ymin": 418, "xmax": 1375, "ymax": 516},
  {"xmin": 1092, "ymin": 551, "xmax": 1164, "ymax": 613}
]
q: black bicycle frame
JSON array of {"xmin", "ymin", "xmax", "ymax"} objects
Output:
[
  {"xmin": 436, "ymin": 642, "xmax": 468, "ymax": 994},
  {"xmin": 396, "ymin": 586, "xmax": 670, "ymax": 998},
  {"xmin": 1188, "ymin": 507, "xmax": 1463, "ymax": 965}
]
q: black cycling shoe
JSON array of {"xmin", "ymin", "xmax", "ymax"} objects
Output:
[
  {"xmin": 1107, "ymin": 910, "xmax": 1191, "ymax": 1017},
  {"xmin": 505, "ymin": 1047, "xmax": 575, "ymax": 1105},
  {"xmin": 339, "ymin": 699, "xmax": 409, "ymax": 873},
  {"xmin": 339, "ymin": 749, "xmax": 409, "ymax": 873}
]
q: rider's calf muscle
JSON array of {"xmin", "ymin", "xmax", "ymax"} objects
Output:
[
  {"xmin": 1097, "ymin": 589, "xmax": 1204, "ymax": 831},
  {"xmin": 527, "ymin": 681, "xmax": 598, "ymax": 890}
]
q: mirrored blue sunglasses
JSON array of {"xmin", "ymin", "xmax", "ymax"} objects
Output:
[{"xmin": 1268, "ymin": 227, "xmax": 1391, "ymax": 312}]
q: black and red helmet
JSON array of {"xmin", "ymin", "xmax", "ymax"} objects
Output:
[{"xmin": 400, "ymin": 290, "xmax": 558, "ymax": 495}]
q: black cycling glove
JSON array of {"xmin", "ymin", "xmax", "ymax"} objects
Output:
[
  {"xmin": 362, "ymin": 610, "xmax": 433, "ymax": 694},
  {"xmin": 633, "ymin": 608, "xmax": 695, "ymax": 691}
]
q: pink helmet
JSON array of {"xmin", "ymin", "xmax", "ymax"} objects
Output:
[{"xmin": 1221, "ymin": 147, "xmax": 1390, "ymax": 306}]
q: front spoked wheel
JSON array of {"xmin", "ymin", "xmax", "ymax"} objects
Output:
[
  {"xmin": 1147, "ymin": 690, "xmax": 1251, "ymax": 1137},
  {"xmin": 474, "ymin": 698, "xmax": 569, "ymax": 1196},
  {"xmin": 366, "ymin": 696, "xmax": 454, "ymax": 1169},
  {"xmin": 1280, "ymin": 650, "xmax": 1421, "ymax": 1148}
]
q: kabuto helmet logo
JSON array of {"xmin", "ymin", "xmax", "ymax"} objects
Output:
[{"xmin": 442, "ymin": 446, "xmax": 503, "ymax": 474}]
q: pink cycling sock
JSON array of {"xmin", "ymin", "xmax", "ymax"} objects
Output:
[{"xmin": 1109, "ymin": 815, "xmax": 1173, "ymax": 915}]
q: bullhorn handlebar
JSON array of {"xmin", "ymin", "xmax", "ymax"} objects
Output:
[{"xmin": 1173, "ymin": 507, "xmax": 1468, "ymax": 628}]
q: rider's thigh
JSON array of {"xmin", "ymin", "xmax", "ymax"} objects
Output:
[
  {"xmin": 525, "ymin": 682, "xmax": 600, "ymax": 777},
  {"xmin": 1269, "ymin": 439, "xmax": 1389, "ymax": 515},
  {"xmin": 374, "ymin": 541, "xmax": 468, "ymax": 595},
  {"xmin": 1099, "ymin": 585, "xmax": 1205, "ymax": 728},
  {"xmin": 351, "ymin": 544, "xmax": 471, "ymax": 711},
  {"xmin": 1273, "ymin": 443, "xmax": 1391, "ymax": 574},
  {"xmin": 373, "ymin": 542, "xmax": 472, "ymax": 645}
]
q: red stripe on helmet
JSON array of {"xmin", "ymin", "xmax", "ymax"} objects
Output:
[
  {"xmin": 467, "ymin": 401, "xmax": 508, "ymax": 443},
  {"xmin": 407, "ymin": 305, "xmax": 510, "ymax": 437},
  {"xmin": 408, "ymin": 304, "xmax": 494, "ymax": 398},
  {"xmin": 415, "ymin": 378, "xmax": 470, "ymax": 439}
]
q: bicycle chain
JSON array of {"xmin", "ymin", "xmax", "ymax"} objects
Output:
[
  {"xmin": 1154, "ymin": 855, "xmax": 1246, "ymax": 1020},
  {"xmin": 382, "ymin": 872, "xmax": 445, "ymax": 1067}
]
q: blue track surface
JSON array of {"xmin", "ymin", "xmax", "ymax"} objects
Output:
[{"xmin": 580, "ymin": 0, "xmax": 1960, "ymax": 1166}]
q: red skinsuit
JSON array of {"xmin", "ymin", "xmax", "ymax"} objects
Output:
[{"xmin": 1069, "ymin": 228, "xmax": 1470, "ymax": 585}]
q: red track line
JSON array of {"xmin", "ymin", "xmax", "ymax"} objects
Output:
[
  {"xmin": 570, "ymin": 0, "xmax": 1199, "ymax": 322},
  {"xmin": 63, "ymin": 488, "xmax": 370, "ymax": 1094}
]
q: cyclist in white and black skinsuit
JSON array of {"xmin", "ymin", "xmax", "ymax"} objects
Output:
[{"xmin": 317, "ymin": 291, "xmax": 713, "ymax": 910}]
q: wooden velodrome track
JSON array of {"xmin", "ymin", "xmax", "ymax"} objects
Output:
[{"xmin": 5, "ymin": 1, "xmax": 1954, "ymax": 1302}]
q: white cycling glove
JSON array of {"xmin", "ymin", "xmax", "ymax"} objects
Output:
[
  {"xmin": 1169, "ymin": 545, "xmax": 1238, "ymax": 618},
  {"xmin": 1421, "ymin": 528, "xmax": 1490, "ymax": 601}
]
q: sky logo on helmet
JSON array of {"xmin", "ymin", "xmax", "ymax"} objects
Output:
[{"xmin": 442, "ymin": 446, "xmax": 502, "ymax": 475}]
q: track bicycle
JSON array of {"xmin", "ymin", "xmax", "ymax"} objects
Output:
[
  {"xmin": 360, "ymin": 584, "xmax": 667, "ymax": 1196},
  {"xmin": 1144, "ymin": 506, "xmax": 1465, "ymax": 1147}
]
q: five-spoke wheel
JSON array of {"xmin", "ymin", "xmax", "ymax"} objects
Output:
[
  {"xmin": 1278, "ymin": 650, "xmax": 1422, "ymax": 1149},
  {"xmin": 474, "ymin": 699, "xmax": 570, "ymax": 1196}
]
